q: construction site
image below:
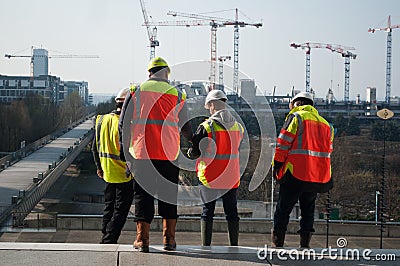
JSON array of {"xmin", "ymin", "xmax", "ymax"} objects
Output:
[{"xmin": 1, "ymin": 1, "xmax": 400, "ymax": 265}]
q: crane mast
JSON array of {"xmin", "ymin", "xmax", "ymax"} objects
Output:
[
  {"xmin": 325, "ymin": 46, "xmax": 357, "ymax": 103},
  {"xmin": 218, "ymin": 55, "xmax": 231, "ymax": 86},
  {"xmin": 233, "ymin": 9, "xmax": 240, "ymax": 94},
  {"xmin": 140, "ymin": 0, "xmax": 159, "ymax": 59},
  {"xmin": 369, "ymin": 16, "xmax": 400, "ymax": 105}
]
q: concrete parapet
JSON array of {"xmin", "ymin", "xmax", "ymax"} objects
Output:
[{"xmin": 54, "ymin": 215, "xmax": 400, "ymax": 238}]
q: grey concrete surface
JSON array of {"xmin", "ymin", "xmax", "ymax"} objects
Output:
[
  {"xmin": 0, "ymin": 242, "xmax": 398, "ymax": 266},
  {"xmin": 1, "ymin": 230, "xmax": 400, "ymax": 249}
]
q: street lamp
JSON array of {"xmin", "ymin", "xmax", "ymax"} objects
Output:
[
  {"xmin": 375, "ymin": 190, "xmax": 381, "ymax": 224},
  {"xmin": 376, "ymin": 108, "xmax": 394, "ymax": 249}
]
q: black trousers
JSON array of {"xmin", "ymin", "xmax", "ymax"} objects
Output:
[
  {"xmin": 273, "ymin": 181, "xmax": 317, "ymax": 233},
  {"xmin": 101, "ymin": 179, "xmax": 134, "ymax": 243},
  {"xmin": 200, "ymin": 186, "xmax": 239, "ymax": 222},
  {"xmin": 132, "ymin": 159, "xmax": 179, "ymax": 223}
]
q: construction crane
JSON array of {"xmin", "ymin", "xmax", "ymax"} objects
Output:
[
  {"xmin": 5, "ymin": 47, "xmax": 99, "ymax": 78},
  {"xmin": 168, "ymin": 9, "xmax": 262, "ymax": 92},
  {"xmin": 144, "ymin": 19, "xmax": 224, "ymax": 90},
  {"xmin": 140, "ymin": 0, "xmax": 159, "ymax": 60},
  {"xmin": 218, "ymin": 55, "xmax": 231, "ymax": 87},
  {"xmin": 325, "ymin": 46, "xmax": 357, "ymax": 103},
  {"xmin": 290, "ymin": 42, "xmax": 355, "ymax": 96},
  {"xmin": 369, "ymin": 15, "xmax": 400, "ymax": 105}
]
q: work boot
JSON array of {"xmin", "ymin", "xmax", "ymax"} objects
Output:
[
  {"xmin": 271, "ymin": 229, "xmax": 286, "ymax": 248},
  {"xmin": 133, "ymin": 221, "xmax": 150, "ymax": 253},
  {"xmin": 163, "ymin": 219, "xmax": 177, "ymax": 251},
  {"xmin": 227, "ymin": 220, "xmax": 239, "ymax": 246},
  {"xmin": 300, "ymin": 231, "xmax": 313, "ymax": 248},
  {"xmin": 201, "ymin": 220, "xmax": 213, "ymax": 246}
]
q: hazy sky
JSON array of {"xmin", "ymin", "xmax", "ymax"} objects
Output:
[{"xmin": 1, "ymin": 0, "xmax": 400, "ymax": 100}]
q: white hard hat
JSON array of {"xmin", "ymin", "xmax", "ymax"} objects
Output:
[
  {"xmin": 115, "ymin": 88, "xmax": 130, "ymax": 102},
  {"xmin": 205, "ymin": 89, "xmax": 227, "ymax": 108},
  {"xmin": 291, "ymin": 92, "xmax": 314, "ymax": 104}
]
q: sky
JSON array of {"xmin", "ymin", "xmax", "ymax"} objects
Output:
[{"xmin": 1, "ymin": 0, "xmax": 400, "ymax": 101}]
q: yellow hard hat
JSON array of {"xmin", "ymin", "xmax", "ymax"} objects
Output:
[{"xmin": 147, "ymin": 57, "xmax": 170, "ymax": 73}]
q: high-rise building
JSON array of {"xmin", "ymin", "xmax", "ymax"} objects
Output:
[
  {"xmin": 239, "ymin": 79, "xmax": 256, "ymax": 104},
  {"xmin": 33, "ymin": 48, "xmax": 49, "ymax": 77},
  {"xmin": 366, "ymin": 87, "xmax": 376, "ymax": 104}
]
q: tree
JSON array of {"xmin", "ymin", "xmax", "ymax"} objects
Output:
[
  {"xmin": 96, "ymin": 97, "xmax": 115, "ymax": 115},
  {"xmin": 60, "ymin": 92, "xmax": 86, "ymax": 127},
  {"xmin": 333, "ymin": 114, "xmax": 347, "ymax": 137},
  {"xmin": 345, "ymin": 115, "xmax": 361, "ymax": 136},
  {"xmin": 370, "ymin": 121, "xmax": 400, "ymax": 141}
]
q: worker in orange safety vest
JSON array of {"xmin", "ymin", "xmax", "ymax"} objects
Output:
[
  {"xmin": 271, "ymin": 91, "xmax": 334, "ymax": 248},
  {"xmin": 119, "ymin": 57, "xmax": 192, "ymax": 252},
  {"xmin": 188, "ymin": 89, "xmax": 244, "ymax": 246}
]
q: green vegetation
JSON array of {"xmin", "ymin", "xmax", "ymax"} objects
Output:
[
  {"xmin": 238, "ymin": 114, "xmax": 400, "ymax": 221},
  {"xmin": 0, "ymin": 92, "xmax": 89, "ymax": 152}
]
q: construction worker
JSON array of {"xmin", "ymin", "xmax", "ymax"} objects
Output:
[
  {"xmin": 188, "ymin": 90, "xmax": 244, "ymax": 246},
  {"xmin": 92, "ymin": 88, "xmax": 134, "ymax": 244},
  {"xmin": 271, "ymin": 92, "xmax": 334, "ymax": 248},
  {"xmin": 119, "ymin": 57, "xmax": 192, "ymax": 252}
]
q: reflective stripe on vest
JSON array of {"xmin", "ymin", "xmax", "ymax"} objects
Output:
[
  {"xmin": 95, "ymin": 114, "xmax": 131, "ymax": 183},
  {"xmin": 197, "ymin": 119, "xmax": 243, "ymax": 189},
  {"xmin": 275, "ymin": 107, "xmax": 333, "ymax": 184},
  {"xmin": 129, "ymin": 80, "xmax": 185, "ymax": 160}
]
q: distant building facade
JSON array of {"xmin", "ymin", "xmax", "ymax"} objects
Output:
[
  {"xmin": 64, "ymin": 81, "xmax": 89, "ymax": 105},
  {"xmin": 0, "ymin": 48, "xmax": 91, "ymax": 105},
  {"xmin": 0, "ymin": 75, "xmax": 64, "ymax": 104},
  {"xmin": 0, "ymin": 75, "xmax": 90, "ymax": 105}
]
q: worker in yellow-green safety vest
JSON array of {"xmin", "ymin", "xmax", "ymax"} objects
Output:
[
  {"xmin": 188, "ymin": 89, "xmax": 244, "ymax": 247},
  {"xmin": 92, "ymin": 88, "xmax": 134, "ymax": 244}
]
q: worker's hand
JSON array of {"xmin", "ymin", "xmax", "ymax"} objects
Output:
[
  {"xmin": 187, "ymin": 148, "xmax": 193, "ymax": 158},
  {"xmin": 97, "ymin": 169, "xmax": 104, "ymax": 178},
  {"xmin": 187, "ymin": 148, "xmax": 199, "ymax": 159}
]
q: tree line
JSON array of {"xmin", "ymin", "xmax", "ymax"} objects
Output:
[{"xmin": 0, "ymin": 92, "xmax": 89, "ymax": 152}]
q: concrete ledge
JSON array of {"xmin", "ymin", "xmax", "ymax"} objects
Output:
[
  {"xmin": 55, "ymin": 215, "xmax": 400, "ymax": 237},
  {"xmin": 0, "ymin": 242, "xmax": 398, "ymax": 266}
]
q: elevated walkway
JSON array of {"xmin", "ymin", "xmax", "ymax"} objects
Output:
[{"xmin": 0, "ymin": 118, "xmax": 94, "ymax": 226}]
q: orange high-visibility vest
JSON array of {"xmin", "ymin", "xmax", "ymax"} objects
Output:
[
  {"xmin": 274, "ymin": 105, "xmax": 334, "ymax": 183},
  {"xmin": 197, "ymin": 119, "xmax": 244, "ymax": 189},
  {"xmin": 129, "ymin": 79, "xmax": 186, "ymax": 160}
]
